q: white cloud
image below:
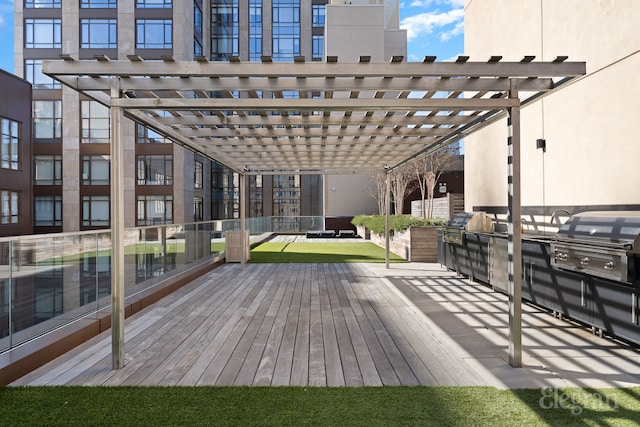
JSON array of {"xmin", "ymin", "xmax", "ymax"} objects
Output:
[
  {"xmin": 0, "ymin": 0, "xmax": 14, "ymax": 29},
  {"xmin": 401, "ymin": 9, "xmax": 464, "ymax": 41},
  {"xmin": 440, "ymin": 20, "xmax": 464, "ymax": 42}
]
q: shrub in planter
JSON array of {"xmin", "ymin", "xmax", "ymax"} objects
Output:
[{"xmin": 351, "ymin": 214, "xmax": 446, "ymax": 235}]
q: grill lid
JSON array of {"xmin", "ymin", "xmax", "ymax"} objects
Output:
[
  {"xmin": 446, "ymin": 211, "xmax": 494, "ymax": 232},
  {"xmin": 556, "ymin": 211, "xmax": 640, "ymax": 249}
]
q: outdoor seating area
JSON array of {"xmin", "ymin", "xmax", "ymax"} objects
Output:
[{"xmin": 304, "ymin": 229, "xmax": 358, "ymax": 238}]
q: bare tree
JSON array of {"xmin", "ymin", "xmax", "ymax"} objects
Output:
[
  {"xmin": 366, "ymin": 170, "xmax": 388, "ymax": 215},
  {"xmin": 413, "ymin": 147, "xmax": 458, "ymax": 219},
  {"xmin": 390, "ymin": 164, "xmax": 416, "ymax": 215}
]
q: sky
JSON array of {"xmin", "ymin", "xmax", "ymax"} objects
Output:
[{"xmin": 0, "ymin": 0, "xmax": 464, "ymax": 74}]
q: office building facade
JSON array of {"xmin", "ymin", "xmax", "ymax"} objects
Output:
[{"xmin": 13, "ymin": 0, "xmax": 331, "ymax": 233}]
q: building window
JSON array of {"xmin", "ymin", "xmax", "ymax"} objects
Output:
[
  {"xmin": 81, "ymin": 19, "xmax": 117, "ymax": 49},
  {"xmin": 1, "ymin": 118, "xmax": 20, "ymax": 170},
  {"xmin": 82, "ymin": 195, "xmax": 109, "ymax": 226},
  {"xmin": 312, "ymin": 4, "xmax": 325, "ymax": 27},
  {"xmin": 26, "ymin": 0, "xmax": 61, "ymax": 8},
  {"xmin": 81, "ymin": 101, "xmax": 110, "ymax": 144},
  {"xmin": 137, "ymin": 155, "xmax": 173, "ymax": 185},
  {"xmin": 25, "ymin": 19, "xmax": 62, "ymax": 48},
  {"xmin": 194, "ymin": 160, "xmax": 203, "ymax": 189},
  {"xmin": 136, "ymin": 19, "xmax": 172, "ymax": 49},
  {"xmin": 194, "ymin": 196, "xmax": 203, "ymax": 221},
  {"xmin": 82, "ymin": 155, "xmax": 110, "ymax": 185},
  {"xmin": 211, "ymin": 161, "xmax": 238, "ymax": 219},
  {"xmin": 194, "ymin": 39, "xmax": 203, "ymax": 57},
  {"xmin": 272, "ymin": 0, "xmax": 300, "ymax": 62},
  {"xmin": 136, "ymin": 0, "xmax": 172, "ymax": 8},
  {"xmin": 34, "ymin": 155, "xmax": 62, "ymax": 185},
  {"xmin": 137, "ymin": 195, "xmax": 173, "ymax": 225},
  {"xmin": 273, "ymin": 174, "xmax": 300, "ymax": 217},
  {"xmin": 34, "ymin": 195, "xmax": 62, "ymax": 226},
  {"xmin": 25, "ymin": 60, "xmax": 61, "ymax": 89},
  {"xmin": 312, "ymin": 35, "xmax": 323, "ymax": 60},
  {"xmin": 137, "ymin": 124, "xmax": 169, "ymax": 144},
  {"xmin": 34, "ymin": 100, "xmax": 62, "ymax": 139},
  {"xmin": 250, "ymin": 175, "xmax": 263, "ymax": 217},
  {"xmin": 80, "ymin": 0, "xmax": 117, "ymax": 8},
  {"xmin": 194, "ymin": 5, "xmax": 203, "ymax": 36},
  {"xmin": 1, "ymin": 191, "xmax": 19, "ymax": 224},
  {"xmin": 211, "ymin": 0, "xmax": 239, "ymax": 61},
  {"xmin": 249, "ymin": 0, "xmax": 262, "ymax": 61}
]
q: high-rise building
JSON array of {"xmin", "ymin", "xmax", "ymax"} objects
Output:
[{"xmin": 13, "ymin": 0, "xmax": 405, "ymax": 234}]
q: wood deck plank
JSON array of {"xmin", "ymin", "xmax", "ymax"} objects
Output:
[
  {"xmin": 177, "ymin": 266, "xmax": 270, "ymax": 385},
  {"xmin": 308, "ymin": 264, "xmax": 327, "ymax": 386},
  {"xmin": 253, "ymin": 264, "xmax": 297, "ymax": 386},
  {"xmin": 270, "ymin": 264, "xmax": 304, "ymax": 386},
  {"xmin": 216, "ymin": 274, "xmax": 280, "ymax": 385},
  {"xmin": 325, "ymin": 264, "xmax": 362, "ymax": 386},
  {"xmin": 140, "ymin": 272, "xmax": 258, "ymax": 385},
  {"xmin": 290, "ymin": 265, "xmax": 312, "ymax": 386},
  {"xmin": 318, "ymin": 264, "xmax": 345, "ymax": 387},
  {"xmin": 194, "ymin": 266, "xmax": 278, "ymax": 385}
]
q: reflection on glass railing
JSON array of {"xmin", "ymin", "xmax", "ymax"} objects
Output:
[{"xmin": 0, "ymin": 217, "xmax": 323, "ymax": 353}]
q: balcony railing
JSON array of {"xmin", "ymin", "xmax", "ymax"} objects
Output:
[{"xmin": 0, "ymin": 216, "xmax": 323, "ymax": 353}]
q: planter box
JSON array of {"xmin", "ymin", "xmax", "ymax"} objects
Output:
[
  {"xmin": 370, "ymin": 226, "xmax": 440, "ymax": 262},
  {"xmin": 356, "ymin": 225, "xmax": 370, "ymax": 240}
]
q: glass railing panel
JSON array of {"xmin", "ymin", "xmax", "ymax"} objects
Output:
[
  {"xmin": 0, "ymin": 241, "xmax": 11, "ymax": 352},
  {"xmin": 0, "ymin": 216, "xmax": 330, "ymax": 353}
]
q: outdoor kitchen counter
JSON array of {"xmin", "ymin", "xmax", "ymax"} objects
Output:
[{"xmin": 438, "ymin": 230, "xmax": 640, "ymax": 347}]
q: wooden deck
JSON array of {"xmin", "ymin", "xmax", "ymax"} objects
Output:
[
  {"xmin": 12, "ymin": 263, "xmax": 487, "ymax": 387},
  {"xmin": 12, "ymin": 261, "xmax": 640, "ymax": 388}
]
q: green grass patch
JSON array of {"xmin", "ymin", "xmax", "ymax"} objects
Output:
[
  {"xmin": 249, "ymin": 241, "xmax": 406, "ymax": 263},
  {"xmin": 1, "ymin": 386, "xmax": 639, "ymax": 426}
]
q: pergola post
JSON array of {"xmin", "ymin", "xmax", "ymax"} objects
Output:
[
  {"xmin": 240, "ymin": 172, "xmax": 247, "ymax": 269},
  {"xmin": 507, "ymin": 79, "xmax": 523, "ymax": 368},
  {"xmin": 110, "ymin": 77, "xmax": 125, "ymax": 369},
  {"xmin": 385, "ymin": 172, "xmax": 391, "ymax": 269}
]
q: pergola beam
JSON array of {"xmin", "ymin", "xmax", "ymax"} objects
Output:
[
  {"xmin": 111, "ymin": 97, "xmax": 519, "ymax": 110},
  {"xmin": 44, "ymin": 59, "xmax": 586, "ymax": 79},
  {"xmin": 74, "ymin": 75, "xmax": 556, "ymax": 93}
]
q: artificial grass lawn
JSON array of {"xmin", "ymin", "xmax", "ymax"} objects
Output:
[
  {"xmin": 2, "ymin": 386, "xmax": 639, "ymax": 426},
  {"xmin": 249, "ymin": 241, "xmax": 406, "ymax": 263}
]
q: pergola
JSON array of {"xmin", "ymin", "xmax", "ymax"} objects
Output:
[{"xmin": 44, "ymin": 55, "xmax": 586, "ymax": 371}]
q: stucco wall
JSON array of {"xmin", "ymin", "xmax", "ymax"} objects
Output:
[{"xmin": 464, "ymin": 0, "xmax": 640, "ymax": 213}]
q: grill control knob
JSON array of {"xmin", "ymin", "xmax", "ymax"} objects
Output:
[
  {"xmin": 580, "ymin": 257, "xmax": 590, "ymax": 266},
  {"xmin": 604, "ymin": 261, "xmax": 615, "ymax": 270},
  {"xmin": 554, "ymin": 252, "xmax": 568, "ymax": 262}
]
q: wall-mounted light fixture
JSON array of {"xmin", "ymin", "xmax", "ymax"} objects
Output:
[{"xmin": 536, "ymin": 138, "xmax": 546, "ymax": 153}]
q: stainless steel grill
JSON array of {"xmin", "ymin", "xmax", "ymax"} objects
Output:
[
  {"xmin": 442, "ymin": 212, "xmax": 494, "ymax": 245},
  {"xmin": 551, "ymin": 211, "xmax": 640, "ymax": 283}
]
